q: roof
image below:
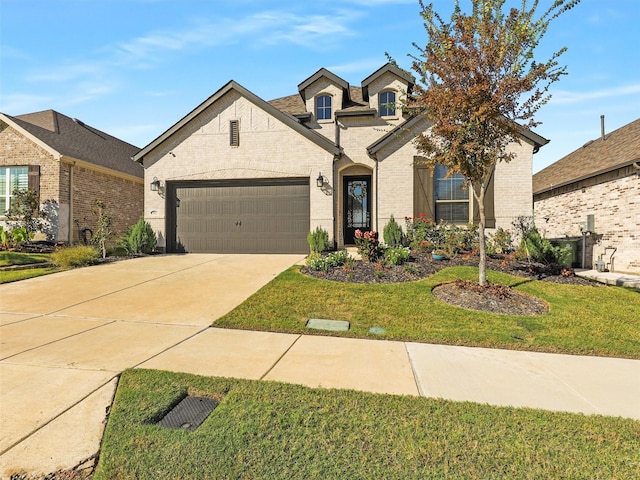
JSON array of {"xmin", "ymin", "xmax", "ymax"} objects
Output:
[
  {"xmin": 533, "ymin": 117, "xmax": 640, "ymax": 194},
  {"xmin": 297, "ymin": 68, "xmax": 350, "ymax": 102},
  {"xmin": 134, "ymin": 81, "xmax": 341, "ymax": 162},
  {"xmin": 361, "ymin": 63, "xmax": 415, "ymax": 101},
  {"xmin": 1, "ymin": 110, "xmax": 142, "ymax": 178},
  {"xmin": 269, "ymin": 86, "xmax": 377, "ymax": 117}
]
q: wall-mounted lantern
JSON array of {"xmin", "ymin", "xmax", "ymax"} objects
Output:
[
  {"xmin": 150, "ymin": 176, "xmax": 161, "ymax": 192},
  {"xmin": 316, "ymin": 172, "xmax": 324, "ymax": 188}
]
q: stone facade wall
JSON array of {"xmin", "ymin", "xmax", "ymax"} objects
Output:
[
  {"xmin": 71, "ymin": 166, "xmax": 144, "ymax": 244},
  {"xmin": 534, "ymin": 173, "xmax": 640, "ymax": 273}
]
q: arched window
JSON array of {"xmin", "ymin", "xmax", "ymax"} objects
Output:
[
  {"xmin": 316, "ymin": 95, "xmax": 332, "ymax": 120},
  {"xmin": 379, "ymin": 91, "xmax": 396, "ymax": 117}
]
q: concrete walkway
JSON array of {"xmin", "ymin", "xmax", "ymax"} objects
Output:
[
  {"xmin": 576, "ymin": 269, "xmax": 640, "ymax": 290},
  {"xmin": 1, "ymin": 255, "xmax": 639, "ymax": 478}
]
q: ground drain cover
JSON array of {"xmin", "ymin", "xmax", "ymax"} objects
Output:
[
  {"xmin": 306, "ymin": 318, "xmax": 350, "ymax": 331},
  {"xmin": 156, "ymin": 396, "xmax": 218, "ymax": 431},
  {"xmin": 369, "ymin": 327, "xmax": 386, "ymax": 335}
]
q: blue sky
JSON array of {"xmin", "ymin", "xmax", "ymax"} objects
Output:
[{"xmin": 1, "ymin": 0, "xmax": 639, "ymax": 173}]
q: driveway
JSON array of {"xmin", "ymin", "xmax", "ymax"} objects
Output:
[{"xmin": 0, "ymin": 254, "xmax": 304, "ymax": 477}]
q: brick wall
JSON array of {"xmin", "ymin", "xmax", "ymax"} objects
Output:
[
  {"xmin": 0, "ymin": 123, "xmax": 64, "ymax": 240},
  {"xmin": 71, "ymin": 166, "xmax": 144, "ymax": 244},
  {"xmin": 534, "ymin": 173, "xmax": 640, "ymax": 273}
]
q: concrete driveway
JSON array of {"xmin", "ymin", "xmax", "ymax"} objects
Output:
[{"xmin": 0, "ymin": 254, "xmax": 303, "ymax": 478}]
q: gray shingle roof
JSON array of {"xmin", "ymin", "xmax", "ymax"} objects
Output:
[
  {"xmin": 533, "ymin": 117, "xmax": 640, "ymax": 194},
  {"xmin": 4, "ymin": 110, "xmax": 143, "ymax": 178}
]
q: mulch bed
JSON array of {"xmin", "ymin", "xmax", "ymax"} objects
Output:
[{"xmin": 301, "ymin": 252, "xmax": 601, "ymax": 316}]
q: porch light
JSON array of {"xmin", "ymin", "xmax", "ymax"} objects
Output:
[
  {"xmin": 316, "ymin": 172, "xmax": 324, "ymax": 188},
  {"xmin": 150, "ymin": 177, "xmax": 160, "ymax": 192}
]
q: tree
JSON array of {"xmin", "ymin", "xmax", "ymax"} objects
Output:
[
  {"xmin": 409, "ymin": 0, "xmax": 579, "ymax": 285},
  {"xmin": 92, "ymin": 199, "xmax": 113, "ymax": 259},
  {"xmin": 6, "ymin": 188, "xmax": 45, "ymax": 240}
]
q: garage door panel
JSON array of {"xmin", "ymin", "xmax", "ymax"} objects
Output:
[{"xmin": 170, "ymin": 179, "xmax": 310, "ymax": 254}]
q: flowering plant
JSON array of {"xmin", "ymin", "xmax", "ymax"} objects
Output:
[{"xmin": 354, "ymin": 229, "xmax": 384, "ymax": 262}]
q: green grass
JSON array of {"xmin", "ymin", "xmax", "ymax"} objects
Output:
[
  {"xmin": 0, "ymin": 251, "xmax": 61, "ymax": 283},
  {"xmin": 96, "ymin": 369, "xmax": 640, "ymax": 480},
  {"xmin": 0, "ymin": 251, "xmax": 51, "ymax": 267},
  {"xmin": 216, "ymin": 266, "xmax": 640, "ymax": 359}
]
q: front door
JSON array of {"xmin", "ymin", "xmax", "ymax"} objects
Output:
[{"xmin": 343, "ymin": 175, "xmax": 371, "ymax": 244}]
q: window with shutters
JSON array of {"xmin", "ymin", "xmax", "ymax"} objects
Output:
[
  {"xmin": 434, "ymin": 164, "xmax": 469, "ymax": 224},
  {"xmin": 0, "ymin": 166, "xmax": 29, "ymax": 215},
  {"xmin": 413, "ymin": 161, "xmax": 494, "ymax": 227},
  {"xmin": 230, "ymin": 120, "xmax": 239, "ymax": 147}
]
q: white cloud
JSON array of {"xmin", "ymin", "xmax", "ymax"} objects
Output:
[
  {"xmin": 0, "ymin": 93, "xmax": 54, "ymax": 114},
  {"xmin": 328, "ymin": 58, "xmax": 389, "ymax": 74},
  {"xmin": 551, "ymin": 84, "xmax": 640, "ymax": 104}
]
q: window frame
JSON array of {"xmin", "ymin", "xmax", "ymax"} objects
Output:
[
  {"xmin": 316, "ymin": 94, "xmax": 332, "ymax": 121},
  {"xmin": 378, "ymin": 90, "xmax": 397, "ymax": 117},
  {"xmin": 0, "ymin": 165, "xmax": 29, "ymax": 216},
  {"xmin": 433, "ymin": 164, "xmax": 470, "ymax": 225}
]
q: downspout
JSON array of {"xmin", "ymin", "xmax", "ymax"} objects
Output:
[
  {"xmin": 333, "ymin": 119, "xmax": 341, "ymax": 249},
  {"xmin": 68, "ymin": 161, "xmax": 74, "ymax": 244},
  {"xmin": 366, "ymin": 150, "xmax": 379, "ymax": 233}
]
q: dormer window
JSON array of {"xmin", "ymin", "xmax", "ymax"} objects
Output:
[
  {"xmin": 316, "ymin": 95, "xmax": 332, "ymax": 120},
  {"xmin": 379, "ymin": 91, "xmax": 396, "ymax": 117}
]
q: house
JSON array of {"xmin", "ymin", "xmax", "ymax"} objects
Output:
[
  {"xmin": 0, "ymin": 109, "xmax": 143, "ymax": 244},
  {"xmin": 134, "ymin": 63, "xmax": 548, "ymax": 254},
  {"xmin": 533, "ymin": 117, "xmax": 640, "ymax": 273}
]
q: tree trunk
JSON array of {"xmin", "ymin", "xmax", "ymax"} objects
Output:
[{"xmin": 473, "ymin": 166, "xmax": 495, "ymax": 286}]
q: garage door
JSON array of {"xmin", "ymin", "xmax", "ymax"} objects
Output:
[{"xmin": 167, "ymin": 178, "xmax": 310, "ymax": 254}]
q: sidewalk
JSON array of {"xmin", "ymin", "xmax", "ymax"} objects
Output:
[{"xmin": 576, "ymin": 269, "xmax": 640, "ymax": 290}]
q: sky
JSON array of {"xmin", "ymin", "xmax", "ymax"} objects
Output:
[{"xmin": 1, "ymin": 0, "xmax": 639, "ymax": 173}]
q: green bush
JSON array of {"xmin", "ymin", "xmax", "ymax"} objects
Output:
[
  {"xmin": 306, "ymin": 250, "xmax": 353, "ymax": 272},
  {"xmin": 119, "ymin": 218, "xmax": 157, "ymax": 254},
  {"xmin": 384, "ymin": 246, "xmax": 411, "ymax": 266},
  {"xmin": 487, "ymin": 227, "xmax": 513, "ymax": 255},
  {"xmin": 307, "ymin": 226, "xmax": 330, "ymax": 253},
  {"xmin": 354, "ymin": 229, "xmax": 385, "ymax": 262},
  {"xmin": 516, "ymin": 227, "xmax": 569, "ymax": 265},
  {"xmin": 51, "ymin": 245, "xmax": 99, "ymax": 267},
  {"xmin": 383, "ymin": 215, "xmax": 404, "ymax": 247}
]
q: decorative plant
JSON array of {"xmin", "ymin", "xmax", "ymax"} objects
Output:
[
  {"xmin": 354, "ymin": 229, "xmax": 384, "ymax": 262},
  {"xmin": 119, "ymin": 217, "xmax": 157, "ymax": 254},
  {"xmin": 91, "ymin": 199, "xmax": 113, "ymax": 259},
  {"xmin": 5, "ymin": 188, "xmax": 44, "ymax": 240},
  {"xmin": 307, "ymin": 226, "xmax": 330, "ymax": 253},
  {"xmin": 383, "ymin": 215, "xmax": 404, "ymax": 247}
]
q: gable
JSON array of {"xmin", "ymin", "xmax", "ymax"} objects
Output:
[{"xmin": 135, "ymin": 81, "xmax": 340, "ymax": 165}]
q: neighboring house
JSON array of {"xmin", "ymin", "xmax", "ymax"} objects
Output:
[
  {"xmin": 0, "ymin": 109, "xmax": 143, "ymax": 244},
  {"xmin": 134, "ymin": 63, "xmax": 548, "ymax": 254},
  {"xmin": 533, "ymin": 117, "xmax": 640, "ymax": 273}
]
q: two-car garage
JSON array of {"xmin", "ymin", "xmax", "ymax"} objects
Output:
[{"xmin": 166, "ymin": 178, "xmax": 310, "ymax": 254}]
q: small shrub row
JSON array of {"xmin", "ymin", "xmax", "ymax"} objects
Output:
[
  {"xmin": 51, "ymin": 245, "xmax": 99, "ymax": 267},
  {"xmin": 306, "ymin": 250, "xmax": 353, "ymax": 272},
  {"xmin": 404, "ymin": 215, "xmax": 478, "ymax": 256}
]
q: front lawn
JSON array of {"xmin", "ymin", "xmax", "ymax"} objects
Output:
[
  {"xmin": 0, "ymin": 251, "xmax": 51, "ymax": 267},
  {"xmin": 95, "ymin": 369, "xmax": 640, "ymax": 479},
  {"xmin": 0, "ymin": 251, "xmax": 60, "ymax": 283},
  {"xmin": 215, "ymin": 266, "xmax": 640, "ymax": 359}
]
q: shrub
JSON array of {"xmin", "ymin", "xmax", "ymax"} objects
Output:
[
  {"xmin": 5, "ymin": 188, "xmax": 44, "ymax": 237},
  {"xmin": 307, "ymin": 226, "xmax": 330, "ymax": 253},
  {"xmin": 404, "ymin": 215, "xmax": 443, "ymax": 252},
  {"xmin": 383, "ymin": 215, "xmax": 404, "ymax": 247},
  {"xmin": 354, "ymin": 229, "xmax": 384, "ymax": 262},
  {"xmin": 91, "ymin": 199, "xmax": 113, "ymax": 259},
  {"xmin": 307, "ymin": 250, "xmax": 353, "ymax": 272},
  {"xmin": 51, "ymin": 245, "xmax": 99, "ymax": 267},
  {"xmin": 384, "ymin": 246, "xmax": 411, "ymax": 266},
  {"xmin": 119, "ymin": 218, "xmax": 157, "ymax": 254},
  {"xmin": 487, "ymin": 227, "xmax": 513, "ymax": 255},
  {"xmin": 515, "ymin": 227, "xmax": 569, "ymax": 265}
]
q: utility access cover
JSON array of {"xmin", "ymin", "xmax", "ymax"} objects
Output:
[
  {"xmin": 156, "ymin": 396, "xmax": 218, "ymax": 431},
  {"xmin": 306, "ymin": 318, "xmax": 350, "ymax": 332}
]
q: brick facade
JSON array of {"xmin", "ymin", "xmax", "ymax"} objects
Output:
[
  {"xmin": 1, "ymin": 120, "xmax": 143, "ymax": 245},
  {"xmin": 534, "ymin": 172, "xmax": 640, "ymax": 273}
]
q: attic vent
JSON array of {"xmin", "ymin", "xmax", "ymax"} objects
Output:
[{"xmin": 230, "ymin": 120, "xmax": 239, "ymax": 147}]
